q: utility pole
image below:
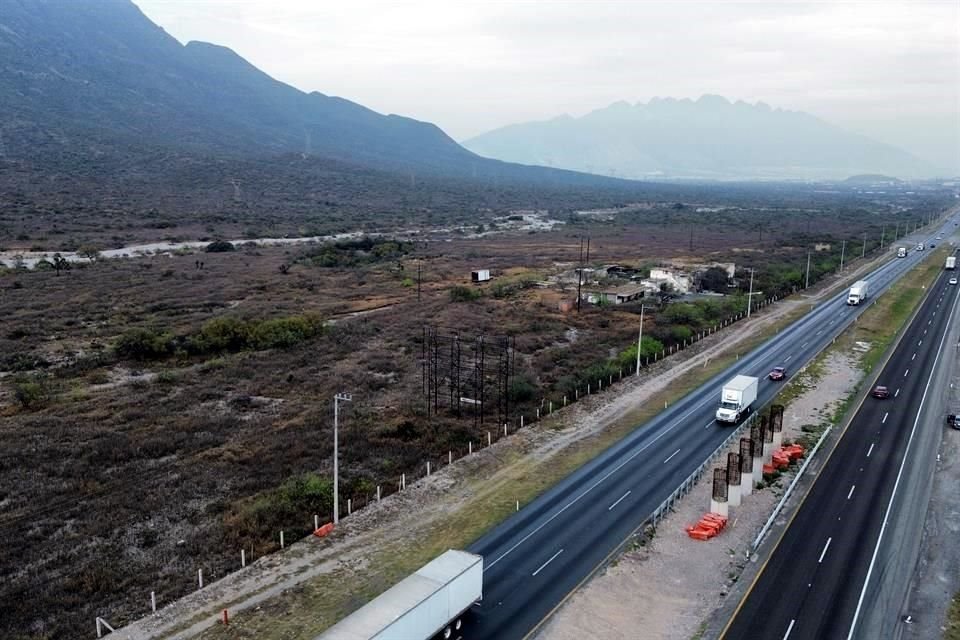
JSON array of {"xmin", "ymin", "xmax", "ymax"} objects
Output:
[
  {"xmin": 586, "ymin": 236, "xmax": 591, "ymax": 262},
  {"xmin": 805, "ymin": 251, "xmax": 811, "ymax": 289},
  {"xmin": 576, "ymin": 237, "xmax": 584, "ymax": 312},
  {"xmin": 895, "ymin": 222, "xmax": 900, "ymax": 240},
  {"xmin": 880, "ymin": 225, "xmax": 886, "ymax": 249},
  {"xmin": 333, "ymin": 392, "xmax": 352, "ymax": 524},
  {"xmin": 689, "ymin": 226, "xmax": 694, "ymax": 252},
  {"xmin": 747, "ymin": 268, "xmax": 755, "ymax": 319},
  {"xmin": 839, "ymin": 240, "xmax": 846, "ymax": 273},
  {"xmin": 635, "ymin": 305, "xmax": 647, "ymax": 377},
  {"xmin": 417, "ymin": 260, "xmax": 422, "ymax": 302},
  {"xmin": 862, "ymin": 232, "xmax": 867, "ymax": 258}
]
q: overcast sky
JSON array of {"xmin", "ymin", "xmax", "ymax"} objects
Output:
[{"xmin": 135, "ymin": 0, "xmax": 959, "ymax": 172}]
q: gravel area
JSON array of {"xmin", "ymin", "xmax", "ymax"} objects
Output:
[{"xmin": 901, "ymin": 362, "xmax": 960, "ymax": 639}]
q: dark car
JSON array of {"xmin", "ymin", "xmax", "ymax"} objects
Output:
[
  {"xmin": 768, "ymin": 366, "xmax": 786, "ymax": 381},
  {"xmin": 872, "ymin": 385, "xmax": 891, "ymax": 399}
]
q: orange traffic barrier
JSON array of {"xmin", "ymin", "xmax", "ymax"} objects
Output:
[
  {"xmin": 313, "ymin": 523, "xmax": 335, "ymax": 538},
  {"xmin": 782, "ymin": 444, "xmax": 805, "ymax": 461},
  {"xmin": 685, "ymin": 512, "xmax": 728, "ymax": 540}
]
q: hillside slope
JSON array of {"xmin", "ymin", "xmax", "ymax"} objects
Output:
[{"xmin": 0, "ymin": 0, "xmax": 615, "ymax": 185}]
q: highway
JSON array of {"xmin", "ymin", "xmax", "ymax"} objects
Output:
[
  {"xmin": 464, "ymin": 217, "xmax": 960, "ymax": 639},
  {"xmin": 721, "ymin": 251, "xmax": 960, "ymax": 640}
]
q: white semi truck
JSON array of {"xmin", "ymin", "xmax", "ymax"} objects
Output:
[
  {"xmin": 715, "ymin": 375, "xmax": 759, "ymax": 424},
  {"xmin": 846, "ymin": 280, "xmax": 870, "ymax": 305},
  {"xmin": 947, "ymin": 256, "xmax": 956, "ymax": 270},
  {"xmin": 897, "ymin": 246, "xmax": 908, "ymax": 258},
  {"xmin": 316, "ymin": 550, "xmax": 483, "ymax": 640}
]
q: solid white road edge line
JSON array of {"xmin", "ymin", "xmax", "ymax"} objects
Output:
[{"xmin": 664, "ymin": 449, "xmax": 681, "ymax": 464}]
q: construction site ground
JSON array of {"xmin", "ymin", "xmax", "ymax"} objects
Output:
[{"xmin": 118, "ymin": 257, "xmax": 887, "ymax": 640}]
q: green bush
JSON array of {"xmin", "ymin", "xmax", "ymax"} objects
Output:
[
  {"xmin": 11, "ymin": 377, "xmax": 50, "ymax": 409},
  {"xmin": 250, "ymin": 315, "xmax": 325, "ymax": 349},
  {"xmin": 450, "ymin": 285, "xmax": 482, "ymax": 302},
  {"xmin": 192, "ymin": 317, "xmax": 252, "ymax": 353},
  {"xmin": 671, "ymin": 325, "xmax": 693, "ymax": 342},
  {"xmin": 115, "ymin": 328, "xmax": 175, "ymax": 360},
  {"xmin": 616, "ymin": 336, "xmax": 665, "ymax": 369},
  {"xmin": 225, "ymin": 473, "xmax": 334, "ymax": 547},
  {"xmin": 205, "ymin": 240, "xmax": 236, "ymax": 252},
  {"xmin": 508, "ymin": 377, "xmax": 537, "ymax": 402}
]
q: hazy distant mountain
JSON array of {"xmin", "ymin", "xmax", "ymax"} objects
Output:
[
  {"xmin": 0, "ymin": 0, "xmax": 615, "ymax": 186},
  {"xmin": 463, "ymin": 96, "xmax": 939, "ymax": 180}
]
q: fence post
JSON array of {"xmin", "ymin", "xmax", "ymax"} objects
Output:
[
  {"xmin": 198, "ymin": 569, "xmax": 203, "ymax": 589},
  {"xmin": 549, "ymin": 401, "xmax": 553, "ymax": 413},
  {"xmin": 427, "ymin": 461, "xmax": 431, "ymax": 476},
  {"xmin": 402, "ymin": 473, "xmax": 406, "ymax": 490},
  {"xmin": 377, "ymin": 485, "xmax": 381, "ymax": 501},
  {"xmin": 151, "ymin": 591, "xmax": 156, "ymax": 613},
  {"xmin": 488, "ymin": 431, "xmax": 492, "ymax": 446},
  {"xmin": 348, "ymin": 499, "xmax": 352, "ymax": 515},
  {"xmin": 449, "ymin": 451, "xmax": 452, "ymax": 464},
  {"xmin": 241, "ymin": 549, "xmax": 246, "ymax": 568},
  {"xmin": 521, "ymin": 415, "xmax": 525, "ymax": 428},
  {"xmin": 280, "ymin": 531, "xmax": 285, "ymax": 549}
]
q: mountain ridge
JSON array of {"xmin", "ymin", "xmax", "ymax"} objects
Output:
[
  {"xmin": 0, "ymin": 0, "xmax": 623, "ymax": 186},
  {"xmin": 463, "ymin": 96, "xmax": 939, "ymax": 180}
]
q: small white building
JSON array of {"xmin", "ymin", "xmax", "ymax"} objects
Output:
[
  {"xmin": 583, "ymin": 284, "xmax": 645, "ymax": 305},
  {"xmin": 648, "ymin": 268, "xmax": 693, "ymax": 294},
  {"xmin": 471, "ymin": 269, "xmax": 491, "ymax": 283}
]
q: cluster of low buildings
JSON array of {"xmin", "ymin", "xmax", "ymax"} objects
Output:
[{"xmin": 558, "ymin": 262, "xmax": 736, "ymax": 307}]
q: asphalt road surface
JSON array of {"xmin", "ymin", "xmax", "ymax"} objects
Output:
[
  {"xmin": 463, "ymin": 219, "xmax": 960, "ymax": 640},
  {"xmin": 721, "ymin": 255, "xmax": 960, "ymax": 639}
]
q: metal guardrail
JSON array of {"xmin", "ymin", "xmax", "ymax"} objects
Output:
[
  {"xmin": 751, "ymin": 425, "xmax": 832, "ymax": 550},
  {"xmin": 649, "ymin": 413, "xmax": 757, "ymax": 528}
]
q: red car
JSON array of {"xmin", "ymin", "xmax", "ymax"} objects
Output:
[
  {"xmin": 768, "ymin": 367, "xmax": 786, "ymax": 381},
  {"xmin": 872, "ymin": 385, "xmax": 890, "ymax": 399}
]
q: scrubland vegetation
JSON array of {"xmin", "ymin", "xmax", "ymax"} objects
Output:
[{"xmin": 0, "ymin": 184, "xmax": 953, "ymax": 637}]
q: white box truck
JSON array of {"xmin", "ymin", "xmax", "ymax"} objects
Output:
[
  {"xmin": 846, "ymin": 280, "xmax": 869, "ymax": 305},
  {"xmin": 715, "ymin": 375, "xmax": 759, "ymax": 424},
  {"xmin": 897, "ymin": 247, "xmax": 907, "ymax": 258},
  {"xmin": 316, "ymin": 550, "xmax": 482, "ymax": 640},
  {"xmin": 947, "ymin": 256, "xmax": 956, "ymax": 270}
]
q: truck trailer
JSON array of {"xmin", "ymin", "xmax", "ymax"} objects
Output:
[
  {"xmin": 316, "ymin": 550, "xmax": 482, "ymax": 640},
  {"xmin": 847, "ymin": 280, "xmax": 870, "ymax": 305},
  {"xmin": 715, "ymin": 375, "xmax": 759, "ymax": 424},
  {"xmin": 947, "ymin": 256, "xmax": 956, "ymax": 270}
]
